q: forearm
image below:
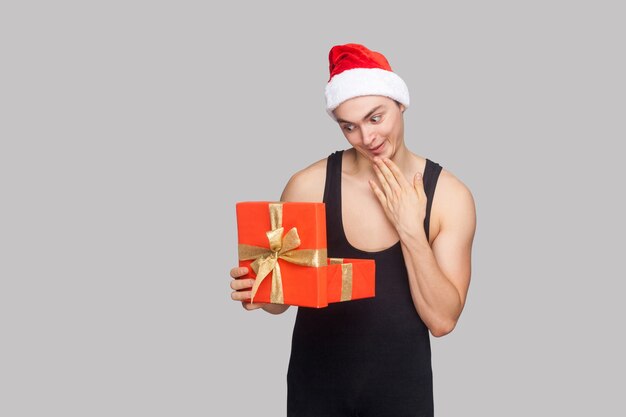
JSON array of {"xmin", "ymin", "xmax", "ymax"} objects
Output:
[
  {"xmin": 400, "ymin": 233, "xmax": 462, "ymax": 336},
  {"xmin": 261, "ymin": 303, "xmax": 290, "ymax": 315}
]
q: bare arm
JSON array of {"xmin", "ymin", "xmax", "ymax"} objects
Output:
[
  {"xmin": 400, "ymin": 176, "xmax": 475, "ymax": 336},
  {"xmin": 369, "ymin": 157, "xmax": 476, "ymax": 337}
]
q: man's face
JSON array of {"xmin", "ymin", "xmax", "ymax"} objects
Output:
[{"xmin": 332, "ymin": 95, "xmax": 405, "ymax": 162}]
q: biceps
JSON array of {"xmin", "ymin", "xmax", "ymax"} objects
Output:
[{"xmin": 431, "ymin": 228, "xmax": 473, "ymax": 306}]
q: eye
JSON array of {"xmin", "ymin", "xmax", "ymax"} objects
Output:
[
  {"xmin": 343, "ymin": 124, "xmax": 355, "ymax": 132},
  {"xmin": 371, "ymin": 115, "xmax": 381, "ymax": 123}
]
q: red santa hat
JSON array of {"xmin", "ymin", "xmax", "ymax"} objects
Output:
[{"xmin": 324, "ymin": 43, "xmax": 410, "ymax": 120}]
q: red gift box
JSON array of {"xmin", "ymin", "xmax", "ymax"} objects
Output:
[
  {"xmin": 327, "ymin": 258, "xmax": 376, "ymax": 304},
  {"xmin": 236, "ymin": 202, "xmax": 329, "ymax": 308}
]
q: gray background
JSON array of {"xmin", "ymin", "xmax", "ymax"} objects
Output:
[{"xmin": 1, "ymin": 0, "xmax": 624, "ymax": 415}]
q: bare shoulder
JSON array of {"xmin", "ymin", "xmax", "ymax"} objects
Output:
[
  {"xmin": 280, "ymin": 157, "xmax": 328, "ymax": 202},
  {"xmin": 431, "ymin": 167, "xmax": 476, "ymax": 238},
  {"xmin": 435, "ymin": 168, "xmax": 475, "ymax": 207}
]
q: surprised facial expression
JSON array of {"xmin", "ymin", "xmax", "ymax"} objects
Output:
[{"xmin": 332, "ymin": 95, "xmax": 405, "ymax": 161}]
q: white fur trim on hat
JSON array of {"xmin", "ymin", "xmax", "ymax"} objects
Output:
[{"xmin": 325, "ymin": 68, "xmax": 410, "ymax": 120}]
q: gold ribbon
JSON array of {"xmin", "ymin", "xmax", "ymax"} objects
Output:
[
  {"xmin": 238, "ymin": 203, "xmax": 327, "ymax": 303},
  {"xmin": 330, "ymin": 258, "xmax": 353, "ymax": 301}
]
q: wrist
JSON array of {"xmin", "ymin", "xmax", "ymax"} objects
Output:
[{"xmin": 398, "ymin": 227, "xmax": 430, "ymax": 250}]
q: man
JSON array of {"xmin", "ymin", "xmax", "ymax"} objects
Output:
[{"xmin": 230, "ymin": 43, "xmax": 476, "ymax": 416}]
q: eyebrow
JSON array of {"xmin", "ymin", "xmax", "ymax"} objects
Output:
[{"xmin": 336, "ymin": 105, "xmax": 384, "ymax": 124}]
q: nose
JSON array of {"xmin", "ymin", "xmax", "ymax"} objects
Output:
[{"xmin": 360, "ymin": 125, "xmax": 376, "ymax": 146}]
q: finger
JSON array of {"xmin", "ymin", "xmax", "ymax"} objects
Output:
[
  {"xmin": 413, "ymin": 171, "xmax": 426, "ymax": 200},
  {"xmin": 374, "ymin": 158, "xmax": 402, "ymax": 194},
  {"xmin": 383, "ymin": 158, "xmax": 412, "ymax": 189},
  {"xmin": 230, "ymin": 266, "xmax": 249, "ymax": 278},
  {"xmin": 242, "ymin": 301, "xmax": 263, "ymax": 311},
  {"xmin": 231, "ymin": 290, "xmax": 253, "ymax": 302},
  {"xmin": 230, "ymin": 278, "xmax": 255, "ymax": 291},
  {"xmin": 373, "ymin": 163, "xmax": 393, "ymax": 198},
  {"xmin": 369, "ymin": 179, "xmax": 388, "ymax": 207}
]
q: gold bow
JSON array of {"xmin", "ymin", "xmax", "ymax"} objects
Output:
[
  {"xmin": 238, "ymin": 203, "xmax": 327, "ymax": 303},
  {"xmin": 330, "ymin": 258, "xmax": 353, "ymax": 301}
]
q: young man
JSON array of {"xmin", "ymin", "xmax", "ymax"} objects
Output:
[{"xmin": 230, "ymin": 43, "xmax": 476, "ymax": 416}]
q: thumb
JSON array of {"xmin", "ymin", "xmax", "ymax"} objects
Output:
[{"xmin": 414, "ymin": 171, "xmax": 426, "ymax": 199}]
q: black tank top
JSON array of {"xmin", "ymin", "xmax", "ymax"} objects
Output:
[{"xmin": 287, "ymin": 150, "xmax": 443, "ymax": 415}]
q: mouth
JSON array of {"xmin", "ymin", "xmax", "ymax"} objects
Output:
[{"xmin": 369, "ymin": 141, "xmax": 385, "ymax": 154}]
